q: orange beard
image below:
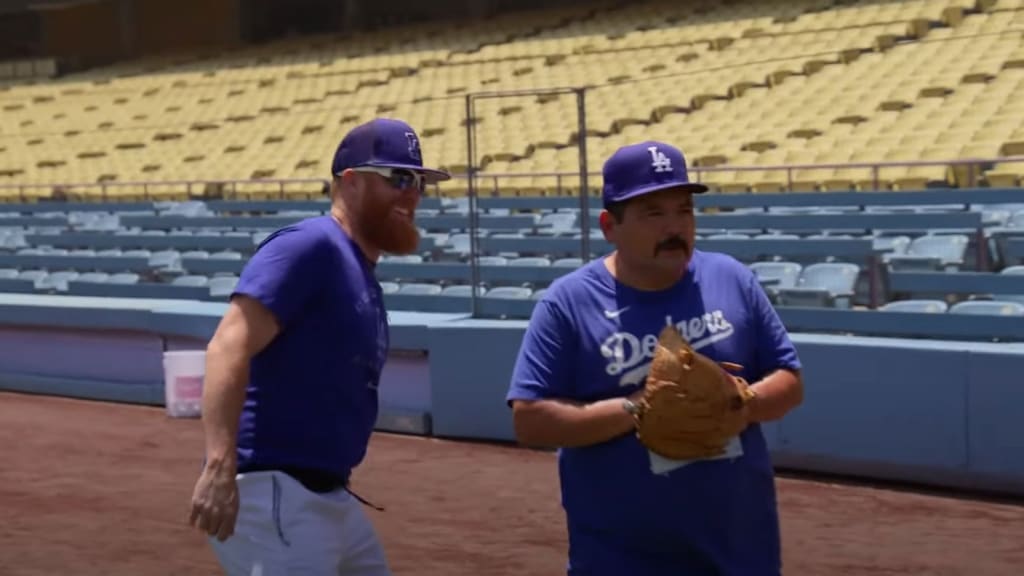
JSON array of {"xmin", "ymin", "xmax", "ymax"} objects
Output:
[{"xmin": 360, "ymin": 193, "xmax": 420, "ymax": 255}]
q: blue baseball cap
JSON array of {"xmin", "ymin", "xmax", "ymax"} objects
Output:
[
  {"xmin": 331, "ymin": 118, "xmax": 451, "ymax": 183},
  {"xmin": 602, "ymin": 140, "xmax": 708, "ymax": 207}
]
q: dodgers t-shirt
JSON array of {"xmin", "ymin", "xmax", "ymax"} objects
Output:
[
  {"xmin": 507, "ymin": 250, "xmax": 802, "ymax": 576},
  {"xmin": 231, "ymin": 215, "xmax": 389, "ymax": 480}
]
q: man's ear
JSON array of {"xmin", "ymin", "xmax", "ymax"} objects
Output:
[
  {"xmin": 338, "ymin": 169, "xmax": 357, "ymax": 187},
  {"xmin": 598, "ymin": 210, "xmax": 617, "ymax": 242}
]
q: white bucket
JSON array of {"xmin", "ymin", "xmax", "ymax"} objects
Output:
[{"xmin": 162, "ymin": 350, "xmax": 206, "ymax": 419}]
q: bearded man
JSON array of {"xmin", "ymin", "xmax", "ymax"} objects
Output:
[{"xmin": 187, "ymin": 118, "xmax": 450, "ymax": 576}]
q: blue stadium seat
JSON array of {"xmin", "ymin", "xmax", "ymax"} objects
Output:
[
  {"xmin": 208, "ymin": 276, "xmax": 239, "ymax": 298},
  {"xmin": 440, "ymin": 284, "xmax": 485, "ymax": 297},
  {"xmin": 209, "ymin": 250, "xmax": 243, "ymax": 260},
  {"xmin": 749, "ymin": 261, "xmax": 802, "ymax": 288},
  {"xmin": 749, "ymin": 261, "xmax": 803, "ymax": 303},
  {"xmin": 76, "ymin": 272, "xmax": 110, "ymax": 283},
  {"xmin": 1008, "ymin": 210, "xmax": 1024, "ymax": 227},
  {"xmin": 552, "ymin": 257, "xmax": 583, "ymax": 268},
  {"xmin": 508, "ymin": 257, "xmax": 551, "ymax": 267},
  {"xmin": 538, "ymin": 212, "xmax": 577, "ymax": 233},
  {"xmin": 476, "ymin": 256, "xmax": 508, "ymax": 266},
  {"xmin": 17, "ymin": 270, "xmax": 47, "ymax": 288},
  {"xmin": 879, "ymin": 299, "xmax": 949, "ymax": 313},
  {"xmin": 172, "ymin": 275, "xmax": 210, "ymax": 287},
  {"xmin": 397, "ymin": 283, "xmax": 442, "ymax": 295},
  {"xmin": 37, "ymin": 270, "xmax": 79, "ymax": 292},
  {"xmin": 380, "ymin": 281, "xmax": 400, "ymax": 294},
  {"xmin": 981, "ymin": 209, "xmax": 1012, "ymax": 227},
  {"xmin": 887, "ymin": 234, "xmax": 969, "ymax": 271},
  {"xmin": 383, "ymin": 254, "xmax": 424, "ymax": 264},
  {"xmin": 873, "ymin": 235, "xmax": 911, "ymax": 259},
  {"xmin": 775, "ymin": 262, "xmax": 860, "ymax": 308},
  {"xmin": 108, "ymin": 273, "xmax": 140, "ymax": 284},
  {"xmin": 948, "ymin": 300, "xmax": 1024, "ymax": 317},
  {"xmin": 149, "ymin": 250, "xmax": 181, "ymax": 270},
  {"xmin": 486, "ymin": 286, "xmax": 533, "ymax": 299},
  {"xmin": 446, "ymin": 234, "xmax": 471, "ymax": 254}
]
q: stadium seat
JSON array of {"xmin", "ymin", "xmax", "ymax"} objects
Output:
[
  {"xmin": 886, "ymin": 234, "xmax": 970, "ymax": 271},
  {"xmin": 508, "ymin": 257, "xmax": 551, "ymax": 267},
  {"xmin": 383, "ymin": 254, "xmax": 424, "ymax": 264},
  {"xmin": 441, "ymin": 284, "xmax": 486, "ymax": 297},
  {"xmin": 38, "ymin": 270, "xmax": 78, "ymax": 292},
  {"xmin": 172, "ymin": 275, "xmax": 209, "ymax": 287},
  {"xmin": 749, "ymin": 260, "xmax": 803, "ymax": 303},
  {"xmin": 486, "ymin": 286, "xmax": 533, "ymax": 299},
  {"xmin": 775, "ymin": 262, "xmax": 860, "ymax": 308},
  {"xmin": 209, "ymin": 276, "xmax": 239, "ymax": 298},
  {"xmin": 879, "ymin": 299, "xmax": 949, "ymax": 313},
  {"xmin": 76, "ymin": 272, "xmax": 111, "ymax": 283},
  {"xmin": 552, "ymin": 257, "xmax": 583, "ymax": 268},
  {"xmin": 948, "ymin": 300, "xmax": 1024, "ymax": 316},
  {"xmin": 397, "ymin": 283, "xmax": 443, "ymax": 295}
]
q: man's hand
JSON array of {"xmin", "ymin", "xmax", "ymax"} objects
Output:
[{"xmin": 188, "ymin": 459, "xmax": 240, "ymax": 542}]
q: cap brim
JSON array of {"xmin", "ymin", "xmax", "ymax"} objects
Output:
[
  {"xmin": 374, "ymin": 163, "xmax": 452, "ymax": 183},
  {"xmin": 612, "ymin": 180, "xmax": 709, "ymax": 204}
]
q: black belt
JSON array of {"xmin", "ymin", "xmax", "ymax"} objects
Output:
[
  {"xmin": 278, "ymin": 466, "xmax": 350, "ymax": 494},
  {"xmin": 240, "ymin": 464, "xmax": 384, "ymax": 511}
]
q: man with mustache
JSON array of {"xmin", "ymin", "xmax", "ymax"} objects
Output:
[
  {"xmin": 506, "ymin": 140, "xmax": 804, "ymax": 575},
  {"xmin": 188, "ymin": 118, "xmax": 449, "ymax": 575}
]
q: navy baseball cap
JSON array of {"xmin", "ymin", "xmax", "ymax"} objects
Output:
[
  {"xmin": 602, "ymin": 140, "xmax": 708, "ymax": 207},
  {"xmin": 331, "ymin": 118, "xmax": 451, "ymax": 183}
]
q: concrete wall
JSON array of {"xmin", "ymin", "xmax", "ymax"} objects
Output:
[{"xmin": 0, "ymin": 294, "xmax": 1021, "ymax": 497}]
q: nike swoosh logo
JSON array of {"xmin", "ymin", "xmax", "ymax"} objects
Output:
[{"xmin": 604, "ymin": 307, "xmax": 630, "ymax": 319}]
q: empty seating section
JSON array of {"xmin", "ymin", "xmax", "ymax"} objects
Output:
[
  {"xmin": 1, "ymin": 0, "xmax": 1023, "ymax": 201},
  {"xmin": 1, "ymin": 190, "xmax": 1024, "ymax": 325}
]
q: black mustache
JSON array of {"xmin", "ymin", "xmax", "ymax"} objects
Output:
[{"xmin": 655, "ymin": 236, "xmax": 688, "ymax": 254}]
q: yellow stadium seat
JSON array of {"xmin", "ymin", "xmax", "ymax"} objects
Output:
[{"xmin": 0, "ymin": 0, "xmax": 1022, "ymax": 197}]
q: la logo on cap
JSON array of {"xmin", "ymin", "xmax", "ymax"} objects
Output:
[{"xmin": 648, "ymin": 146, "xmax": 673, "ymax": 173}]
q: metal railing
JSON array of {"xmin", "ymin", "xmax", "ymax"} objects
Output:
[
  {"xmin": 0, "ymin": 156, "xmax": 1022, "ymax": 203},
  {"xmin": 448, "ymin": 155, "xmax": 1024, "ymax": 197}
]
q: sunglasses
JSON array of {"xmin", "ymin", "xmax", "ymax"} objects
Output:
[{"xmin": 350, "ymin": 166, "xmax": 426, "ymax": 193}]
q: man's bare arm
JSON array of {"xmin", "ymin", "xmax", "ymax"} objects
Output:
[
  {"xmin": 201, "ymin": 295, "xmax": 281, "ymax": 474},
  {"xmin": 511, "ymin": 391, "xmax": 642, "ymax": 449},
  {"xmin": 747, "ymin": 368, "xmax": 803, "ymax": 422}
]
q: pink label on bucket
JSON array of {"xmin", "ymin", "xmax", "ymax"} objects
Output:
[{"xmin": 174, "ymin": 375, "xmax": 204, "ymax": 400}]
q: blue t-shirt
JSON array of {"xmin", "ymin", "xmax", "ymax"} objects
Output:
[
  {"xmin": 507, "ymin": 250, "xmax": 801, "ymax": 576},
  {"xmin": 231, "ymin": 215, "xmax": 388, "ymax": 480}
]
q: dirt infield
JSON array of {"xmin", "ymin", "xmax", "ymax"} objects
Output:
[{"xmin": 1, "ymin": 391, "xmax": 1021, "ymax": 576}]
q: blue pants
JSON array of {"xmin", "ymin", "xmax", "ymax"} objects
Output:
[{"xmin": 564, "ymin": 524, "xmax": 780, "ymax": 576}]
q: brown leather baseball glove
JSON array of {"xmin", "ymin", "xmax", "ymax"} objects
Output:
[{"xmin": 632, "ymin": 325, "xmax": 756, "ymax": 461}]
